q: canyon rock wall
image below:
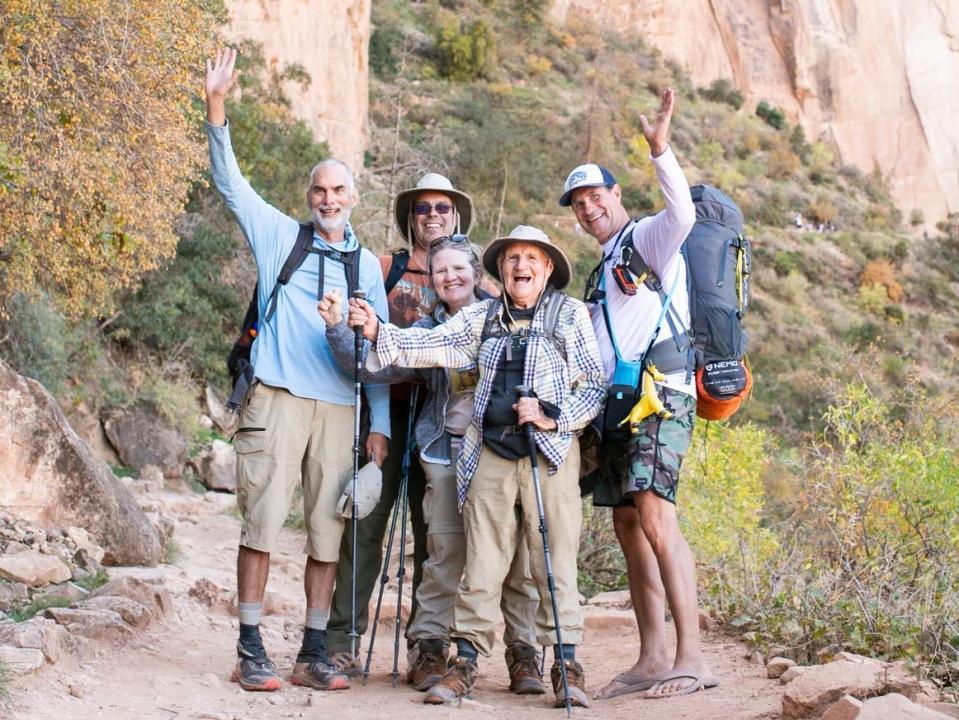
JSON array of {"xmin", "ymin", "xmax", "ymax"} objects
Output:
[
  {"xmin": 224, "ymin": 0, "xmax": 371, "ymax": 174},
  {"xmin": 550, "ymin": 0, "xmax": 959, "ymax": 225}
]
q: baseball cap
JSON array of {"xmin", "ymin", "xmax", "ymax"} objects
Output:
[{"xmin": 558, "ymin": 163, "xmax": 616, "ymax": 206}]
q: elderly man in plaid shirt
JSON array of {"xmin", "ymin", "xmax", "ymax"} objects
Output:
[{"xmin": 345, "ymin": 225, "xmax": 606, "ymax": 708}]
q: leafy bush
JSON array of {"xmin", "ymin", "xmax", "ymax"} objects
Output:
[
  {"xmin": 434, "ymin": 17, "xmax": 495, "ymax": 81},
  {"xmin": 699, "ymin": 78, "xmax": 744, "ymax": 110},
  {"xmin": 756, "ymin": 100, "xmax": 786, "ymax": 130}
]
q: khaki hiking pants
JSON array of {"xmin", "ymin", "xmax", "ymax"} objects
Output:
[
  {"xmin": 407, "ymin": 458, "xmax": 537, "ymax": 648},
  {"xmin": 452, "ymin": 440, "xmax": 583, "ymax": 656}
]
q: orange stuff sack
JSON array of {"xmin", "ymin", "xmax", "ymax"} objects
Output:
[{"xmin": 695, "ymin": 360, "xmax": 752, "ymax": 420}]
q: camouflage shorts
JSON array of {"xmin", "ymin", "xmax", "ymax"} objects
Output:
[{"xmin": 591, "ymin": 386, "xmax": 695, "ymax": 507}]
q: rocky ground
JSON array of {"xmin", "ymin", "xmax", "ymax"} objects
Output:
[
  {"xmin": 3, "ymin": 481, "xmax": 956, "ymax": 720},
  {"xmin": 3, "ymin": 483, "xmax": 786, "ymax": 720}
]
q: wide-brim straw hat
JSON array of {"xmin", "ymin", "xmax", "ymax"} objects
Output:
[
  {"xmin": 482, "ymin": 225, "xmax": 572, "ymax": 291},
  {"xmin": 393, "ymin": 173, "xmax": 474, "ymax": 242}
]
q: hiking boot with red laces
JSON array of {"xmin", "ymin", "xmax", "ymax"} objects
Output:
[
  {"xmin": 550, "ymin": 659, "xmax": 590, "ymax": 708},
  {"xmin": 291, "ymin": 658, "xmax": 350, "ymax": 691},
  {"xmin": 423, "ymin": 656, "xmax": 477, "ymax": 704},
  {"xmin": 505, "ymin": 643, "xmax": 546, "ymax": 695},
  {"xmin": 408, "ymin": 638, "xmax": 448, "ymax": 691},
  {"xmin": 231, "ymin": 640, "xmax": 282, "ymax": 692}
]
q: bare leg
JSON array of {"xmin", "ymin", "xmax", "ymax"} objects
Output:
[
  {"xmin": 237, "ymin": 546, "xmax": 270, "ymax": 603},
  {"xmin": 612, "ymin": 505, "xmax": 669, "ymax": 677},
  {"xmin": 634, "ymin": 491, "xmax": 712, "ymax": 696},
  {"xmin": 304, "ymin": 557, "xmax": 337, "ymax": 610}
]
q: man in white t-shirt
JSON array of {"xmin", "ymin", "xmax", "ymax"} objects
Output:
[{"xmin": 559, "ymin": 87, "xmax": 718, "ymax": 701}]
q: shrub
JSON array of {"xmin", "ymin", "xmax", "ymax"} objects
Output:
[
  {"xmin": 860, "ymin": 258, "xmax": 904, "ymax": 303},
  {"xmin": 756, "ymin": 100, "xmax": 786, "ymax": 130},
  {"xmin": 434, "ymin": 17, "xmax": 495, "ymax": 81},
  {"xmin": 699, "ymin": 78, "xmax": 744, "ymax": 110}
]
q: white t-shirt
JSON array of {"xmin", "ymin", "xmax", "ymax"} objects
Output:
[{"xmin": 588, "ymin": 146, "xmax": 697, "ymax": 396}]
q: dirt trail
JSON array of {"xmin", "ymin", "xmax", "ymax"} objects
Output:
[{"xmin": 9, "ymin": 486, "xmax": 784, "ymax": 720}]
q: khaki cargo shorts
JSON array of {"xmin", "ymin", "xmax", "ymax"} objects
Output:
[{"xmin": 233, "ymin": 382, "xmax": 354, "ymax": 561}]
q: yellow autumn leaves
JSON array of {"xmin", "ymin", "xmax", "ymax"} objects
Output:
[{"xmin": 0, "ymin": 0, "xmax": 223, "ymax": 316}]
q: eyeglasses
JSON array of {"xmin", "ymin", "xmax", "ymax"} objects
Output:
[
  {"xmin": 428, "ymin": 233, "xmax": 470, "ymax": 248},
  {"xmin": 413, "ymin": 201, "xmax": 453, "ymax": 216}
]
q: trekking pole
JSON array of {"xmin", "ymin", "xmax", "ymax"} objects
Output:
[
  {"xmin": 348, "ymin": 290, "xmax": 366, "ymax": 665},
  {"xmin": 362, "ymin": 385, "xmax": 418, "ymax": 685},
  {"xmin": 516, "ymin": 385, "xmax": 573, "ymax": 718},
  {"xmin": 391, "ymin": 385, "xmax": 418, "ymax": 687}
]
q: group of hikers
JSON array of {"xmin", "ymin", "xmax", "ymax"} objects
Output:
[{"xmin": 205, "ymin": 46, "xmax": 718, "ymax": 708}]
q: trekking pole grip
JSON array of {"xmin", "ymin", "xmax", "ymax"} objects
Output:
[
  {"xmin": 352, "ymin": 290, "xmax": 366, "ymax": 356},
  {"xmin": 515, "ymin": 384, "xmax": 538, "ymax": 452}
]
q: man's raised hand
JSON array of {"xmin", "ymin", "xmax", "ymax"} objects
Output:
[
  {"xmin": 205, "ymin": 47, "xmax": 239, "ymax": 126},
  {"xmin": 639, "ymin": 86, "xmax": 675, "ymax": 158}
]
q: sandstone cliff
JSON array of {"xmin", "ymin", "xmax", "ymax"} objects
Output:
[
  {"xmin": 224, "ymin": 0, "xmax": 371, "ymax": 174},
  {"xmin": 550, "ymin": 0, "xmax": 959, "ymax": 226}
]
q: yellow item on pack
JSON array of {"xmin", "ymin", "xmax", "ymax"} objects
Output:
[{"xmin": 619, "ymin": 364, "xmax": 672, "ymax": 432}]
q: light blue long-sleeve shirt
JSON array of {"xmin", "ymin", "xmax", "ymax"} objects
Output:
[{"xmin": 207, "ymin": 121, "xmax": 390, "ymax": 438}]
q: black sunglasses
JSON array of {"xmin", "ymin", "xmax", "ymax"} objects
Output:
[{"xmin": 414, "ymin": 201, "xmax": 453, "ymax": 216}]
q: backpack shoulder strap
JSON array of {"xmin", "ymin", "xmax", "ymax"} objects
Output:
[
  {"xmin": 541, "ymin": 289, "xmax": 569, "ymax": 356},
  {"xmin": 384, "ymin": 249, "xmax": 410, "ymax": 295},
  {"xmin": 480, "ymin": 297, "xmax": 503, "ymax": 343},
  {"xmin": 264, "ymin": 222, "xmax": 315, "ymax": 323}
]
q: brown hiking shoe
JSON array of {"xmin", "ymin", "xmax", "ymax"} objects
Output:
[
  {"xmin": 408, "ymin": 639, "xmax": 448, "ymax": 691},
  {"xmin": 550, "ymin": 659, "xmax": 590, "ymax": 708},
  {"xmin": 505, "ymin": 643, "xmax": 545, "ymax": 695},
  {"xmin": 329, "ymin": 651, "xmax": 362, "ymax": 678},
  {"xmin": 423, "ymin": 656, "xmax": 477, "ymax": 704}
]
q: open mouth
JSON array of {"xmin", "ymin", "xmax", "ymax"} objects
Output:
[{"xmin": 511, "ymin": 274, "xmax": 533, "ymax": 286}]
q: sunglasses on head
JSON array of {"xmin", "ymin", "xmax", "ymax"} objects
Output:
[
  {"xmin": 414, "ymin": 201, "xmax": 454, "ymax": 216},
  {"xmin": 428, "ymin": 233, "xmax": 470, "ymax": 248}
]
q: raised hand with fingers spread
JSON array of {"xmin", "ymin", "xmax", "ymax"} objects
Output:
[
  {"xmin": 205, "ymin": 47, "xmax": 239, "ymax": 126},
  {"xmin": 639, "ymin": 86, "xmax": 675, "ymax": 158}
]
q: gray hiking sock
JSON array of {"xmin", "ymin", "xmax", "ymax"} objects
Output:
[
  {"xmin": 238, "ymin": 601, "xmax": 263, "ymax": 626},
  {"xmin": 305, "ymin": 607, "xmax": 330, "ymax": 631}
]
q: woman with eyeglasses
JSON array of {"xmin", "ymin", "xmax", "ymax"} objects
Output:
[{"xmin": 319, "ymin": 234, "xmax": 545, "ymax": 696}]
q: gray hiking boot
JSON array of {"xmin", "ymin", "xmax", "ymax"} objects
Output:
[
  {"xmin": 506, "ymin": 642, "xmax": 546, "ymax": 694},
  {"xmin": 231, "ymin": 640, "xmax": 281, "ymax": 692},
  {"xmin": 291, "ymin": 659, "xmax": 350, "ymax": 691}
]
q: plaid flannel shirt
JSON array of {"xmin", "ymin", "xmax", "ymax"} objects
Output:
[{"xmin": 375, "ymin": 292, "xmax": 607, "ymax": 508}]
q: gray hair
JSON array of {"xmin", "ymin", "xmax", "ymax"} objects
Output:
[
  {"xmin": 427, "ymin": 236, "xmax": 485, "ymax": 298},
  {"xmin": 308, "ymin": 159, "xmax": 355, "ymax": 192}
]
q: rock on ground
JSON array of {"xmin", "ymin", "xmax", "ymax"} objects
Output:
[
  {"xmin": 0, "ymin": 359, "xmax": 163, "ymax": 566},
  {"xmin": 821, "ymin": 694, "xmax": 863, "ymax": 720},
  {"xmin": 193, "ymin": 440, "xmax": 237, "ymax": 492},
  {"xmin": 102, "ymin": 401, "xmax": 187, "ymax": 478},
  {"xmin": 782, "ymin": 658, "xmax": 885, "ymax": 718},
  {"xmin": 768, "ymin": 656, "xmax": 797, "ymax": 678},
  {"xmin": 858, "ymin": 693, "xmax": 955, "ymax": 719},
  {"xmin": 0, "ymin": 645, "xmax": 45, "ymax": 675},
  {"xmin": 0, "ymin": 617, "xmax": 76, "ymax": 664},
  {"xmin": 43, "ymin": 607, "xmax": 132, "ymax": 641},
  {"xmin": 0, "ymin": 550, "xmax": 71, "ymax": 587}
]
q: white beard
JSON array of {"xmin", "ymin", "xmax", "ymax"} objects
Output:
[{"xmin": 312, "ymin": 205, "xmax": 352, "ymax": 234}]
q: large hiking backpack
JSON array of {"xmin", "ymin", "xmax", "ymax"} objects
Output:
[
  {"xmin": 614, "ymin": 184, "xmax": 752, "ymax": 420},
  {"xmin": 682, "ymin": 184, "xmax": 752, "ymax": 419},
  {"xmin": 225, "ymin": 222, "xmax": 360, "ymax": 410}
]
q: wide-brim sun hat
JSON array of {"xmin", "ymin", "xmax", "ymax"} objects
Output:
[
  {"xmin": 393, "ymin": 173, "xmax": 474, "ymax": 241},
  {"xmin": 482, "ymin": 225, "xmax": 572, "ymax": 291}
]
